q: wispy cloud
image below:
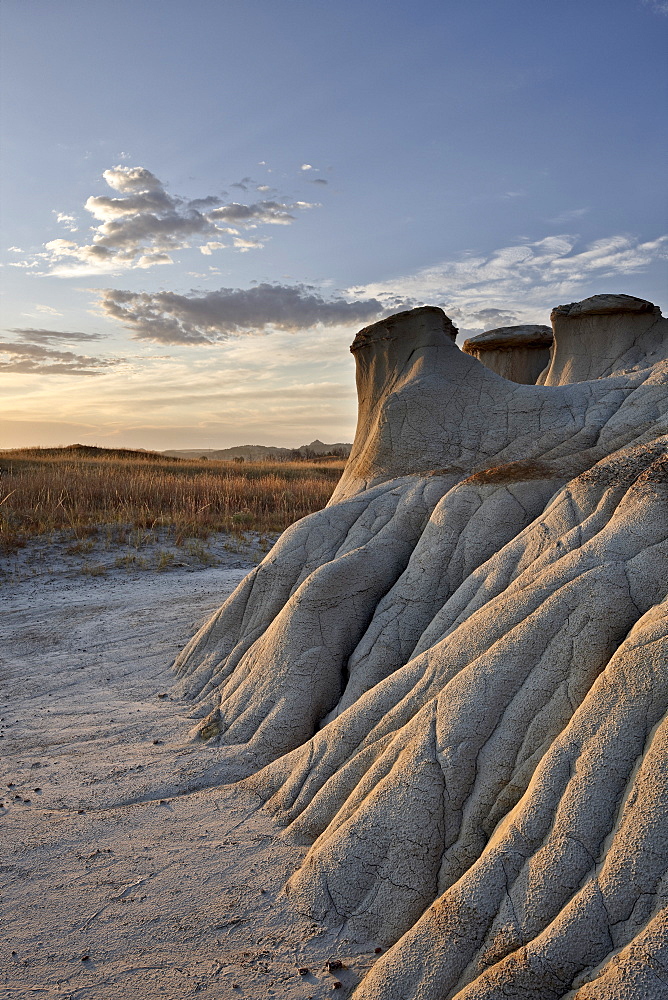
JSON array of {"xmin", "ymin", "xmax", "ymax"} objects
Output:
[
  {"xmin": 446, "ymin": 307, "xmax": 522, "ymax": 338},
  {"xmin": 98, "ymin": 283, "xmax": 388, "ymax": 344},
  {"xmin": 0, "ymin": 342, "xmax": 358, "ymax": 447},
  {"xmin": 642, "ymin": 0, "xmax": 668, "ymax": 14},
  {"xmin": 35, "ymin": 305, "xmax": 63, "ymax": 317},
  {"xmin": 21, "ymin": 165, "xmax": 318, "ymax": 276},
  {"xmin": 544, "ymin": 207, "xmax": 589, "ymax": 225},
  {"xmin": 6, "ymin": 327, "xmax": 106, "ymax": 345},
  {"xmin": 350, "ymin": 233, "xmax": 668, "ymax": 335},
  {"xmin": 0, "ymin": 340, "xmax": 123, "ymax": 376}
]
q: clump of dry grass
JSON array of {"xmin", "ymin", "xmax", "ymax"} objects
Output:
[{"xmin": 0, "ymin": 445, "xmax": 345, "ymax": 553}]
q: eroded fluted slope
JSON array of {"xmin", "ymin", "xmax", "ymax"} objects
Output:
[
  {"xmin": 352, "ymin": 595, "xmax": 668, "ymax": 999},
  {"xmin": 250, "ymin": 446, "xmax": 666, "ymax": 946},
  {"xmin": 173, "ymin": 299, "xmax": 668, "ymax": 999}
]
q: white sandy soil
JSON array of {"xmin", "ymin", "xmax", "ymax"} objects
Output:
[{"xmin": 1, "ymin": 542, "xmax": 382, "ymax": 999}]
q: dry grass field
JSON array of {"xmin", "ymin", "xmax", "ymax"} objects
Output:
[{"xmin": 0, "ymin": 444, "xmax": 346, "ymax": 554}]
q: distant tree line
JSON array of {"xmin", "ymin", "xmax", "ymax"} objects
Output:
[
  {"xmin": 289, "ymin": 447, "xmax": 349, "ymax": 461},
  {"xmin": 222, "ymin": 448, "xmax": 348, "ymax": 464}
]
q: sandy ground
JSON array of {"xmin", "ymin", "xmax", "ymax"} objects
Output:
[{"xmin": 1, "ymin": 541, "xmax": 381, "ymax": 999}]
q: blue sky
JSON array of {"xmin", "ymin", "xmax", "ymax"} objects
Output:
[{"xmin": 1, "ymin": 0, "xmax": 667, "ymax": 449}]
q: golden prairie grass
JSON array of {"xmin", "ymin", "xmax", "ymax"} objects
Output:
[{"xmin": 0, "ymin": 445, "xmax": 346, "ymax": 553}]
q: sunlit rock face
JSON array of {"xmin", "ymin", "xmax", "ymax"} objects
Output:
[
  {"xmin": 174, "ymin": 296, "xmax": 668, "ymax": 1000},
  {"xmin": 540, "ymin": 293, "xmax": 666, "ymax": 385},
  {"xmin": 462, "ymin": 324, "xmax": 552, "ymax": 384}
]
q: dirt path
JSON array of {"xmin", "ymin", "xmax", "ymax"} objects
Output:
[{"xmin": 1, "ymin": 563, "xmax": 379, "ymax": 999}]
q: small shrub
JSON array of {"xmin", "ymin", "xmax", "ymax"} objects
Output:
[
  {"xmin": 81, "ymin": 563, "xmax": 107, "ymax": 577},
  {"xmin": 155, "ymin": 550, "xmax": 176, "ymax": 572},
  {"xmin": 184, "ymin": 540, "xmax": 218, "ymax": 566},
  {"xmin": 114, "ymin": 553, "xmax": 148, "ymax": 570},
  {"xmin": 66, "ymin": 539, "xmax": 95, "ymax": 555}
]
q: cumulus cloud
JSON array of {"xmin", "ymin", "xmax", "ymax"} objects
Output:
[
  {"xmin": 54, "ymin": 211, "xmax": 78, "ymax": 231},
  {"xmin": 351, "ymin": 233, "xmax": 668, "ymax": 333},
  {"xmin": 232, "ymin": 237, "xmax": 264, "ymax": 251},
  {"xmin": 187, "ymin": 195, "xmax": 225, "ymax": 210},
  {"xmin": 299, "ymin": 164, "xmax": 328, "ymax": 184},
  {"xmin": 29, "ymin": 165, "xmax": 318, "ymax": 276},
  {"xmin": 200, "ymin": 241, "xmax": 225, "ymax": 255},
  {"xmin": 103, "ymin": 165, "xmax": 164, "ymax": 193},
  {"xmin": 0, "ymin": 341, "xmax": 123, "ymax": 376},
  {"xmin": 209, "ymin": 200, "xmax": 315, "ymax": 226},
  {"xmin": 98, "ymin": 283, "xmax": 388, "ymax": 344}
]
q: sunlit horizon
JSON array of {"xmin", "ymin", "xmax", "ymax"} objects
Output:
[{"xmin": 2, "ymin": 0, "xmax": 666, "ymax": 450}]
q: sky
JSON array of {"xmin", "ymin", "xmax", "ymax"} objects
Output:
[{"xmin": 1, "ymin": 0, "xmax": 667, "ymax": 451}]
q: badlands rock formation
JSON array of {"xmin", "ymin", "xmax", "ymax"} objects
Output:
[
  {"xmin": 174, "ymin": 294, "xmax": 668, "ymax": 999},
  {"xmin": 462, "ymin": 323, "xmax": 552, "ymax": 383}
]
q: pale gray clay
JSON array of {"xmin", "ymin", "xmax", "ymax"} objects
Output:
[{"xmin": 173, "ymin": 296, "xmax": 668, "ymax": 999}]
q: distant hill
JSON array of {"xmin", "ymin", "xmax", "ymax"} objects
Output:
[
  {"xmin": 162, "ymin": 439, "xmax": 352, "ymax": 461},
  {"xmin": 0, "ymin": 443, "xmax": 184, "ymax": 463}
]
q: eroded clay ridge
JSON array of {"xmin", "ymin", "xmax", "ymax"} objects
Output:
[{"xmin": 174, "ymin": 295, "xmax": 668, "ymax": 1000}]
